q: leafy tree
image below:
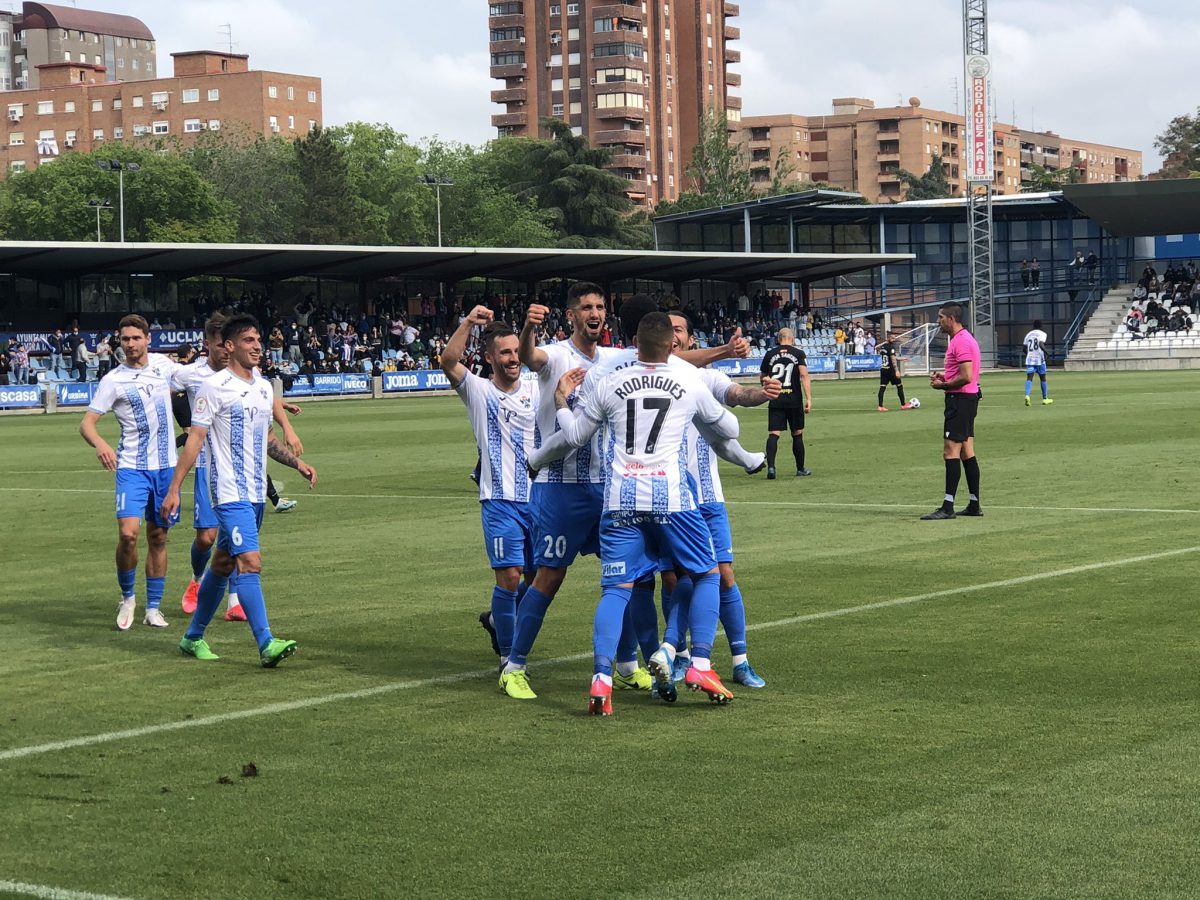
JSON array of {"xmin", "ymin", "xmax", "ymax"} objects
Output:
[
  {"xmin": 1154, "ymin": 109, "xmax": 1200, "ymax": 179},
  {"xmin": 1020, "ymin": 163, "xmax": 1080, "ymax": 193},
  {"xmin": 897, "ymin": 153, "xmax": 953, "ymax": 200},
  {"xmin": 685, "ymin": 107, "xmax": 752, "ymax": 205},
  {"xmin": 333, "ymin": 123, "xmax": 428, "ymax": 245},
  {"xmin": 0, "ymin": 147, "xmax": 235, "ymax": 242},
  {"xmin": 293, "ymin": 126, "xmax": 375, "ymax": 245}
]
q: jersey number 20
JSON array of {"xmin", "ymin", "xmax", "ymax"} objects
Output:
[{"xmin": 625, "ymin": 398, "xmax": 671, "ymax": 453}]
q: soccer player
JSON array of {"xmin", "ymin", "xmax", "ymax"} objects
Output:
[
  {"xmin": 876, "ymin": 331, "xmax": 913, "ymax": 411},
  {"xmin": 922, "ymin": 302, "xmax": 983, "ymax": 520},
  {"xmin": 539, "ymin": 313, "xmax": 742, "ymax": 715},
  {"xmin": 162, "ymin": 314, "xmax": 317, "ymax": 666},
  {"xmin": 760, "ymin": 328, "xmax": 812, "ymax": 479},
  {"xmin": 80, "ymin": 315, "xmax": 185, "ymax": 630},
  {"xmin": 441, "ymin": 305, "xmax": 538, "ymax": 673},
  {"xmin": 1022, "ymin": 321, "xmax": 1053, "ymax": 406}
]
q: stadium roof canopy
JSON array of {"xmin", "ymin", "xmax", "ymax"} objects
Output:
[
  {"xmin": 0, "ymin": 242, "xmax": 911, "ymax": 285},
  {"xmin": 1062, "ymin": 179, "xmax": 1200, "ymax": 238}
]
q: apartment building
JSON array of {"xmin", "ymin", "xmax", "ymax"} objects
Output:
[
  {"xmin": 1, "ymin": 51, "xmax": 322, "ymax": 176},
  {"xmin": 488, "ymin": 0, "xmax": 742, "ymax": 205},
  {"xmin": 737, "ymin": 97, "xmax": 1142, "ymax": 203}
]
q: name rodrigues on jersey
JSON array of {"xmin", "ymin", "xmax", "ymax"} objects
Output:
[{"xmin": 613, "ymin": 374, "xmax": 686, "ymax": 401}]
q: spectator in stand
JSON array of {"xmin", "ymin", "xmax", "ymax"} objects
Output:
[
  {"xmin": 0, "ymin": 348, "xmax": 9, "ymax": 385},
  {"xmin": 865, "ymin": 331, "xmax": 877, "ymax": 355},
  {"xmin": 853, "ymin": 322, "xmax": 866, "ymax": 355},
  {"xmin": 1030, "ymin": 258, "xmax": 1041, "ymax": 289},
  {"xmin": 11, "ymin": 343, "xmax": 29, "ymax": 385},
  {"xmin": 1086, "ymin": 250, "xmax": 1099, "ymax": 284},
  {"xmin": 268, "ymin": 325, "xmax": 285, "ymax": 366},
  {"xmin": 94, "ymin": 335, "xmax": 113, "ymax": 378},
  {"xmin": 48, "ymin": 328, "xmax": 67, "ymax": 377},
  {"xmin": 1069, "ymin": 250, "xmax": 1085, "ymax": 284},
  {"xmin": 833, "ymin": 325, "xmax": 846, "ymax": 355},
  {"xmin": 1139, "ymin": 264, "xmax": 1157, "ymax": 288},
  {"xmin": 72, "ymin": 332, "xmax": 92, "ymax": 382},
  {"xmin": 1021, "ymin": 259, "xmax": 1031, "ymax": 290}
]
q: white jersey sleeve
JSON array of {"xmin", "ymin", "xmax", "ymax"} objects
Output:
[
  {"xmin": 533, "ymin": 341, "xmax": 619, "ymax": 485},
  {"xmin": 87, "ymin": 373, "xmax": 118, "ymax": 416},
  {"xmin": 687, "ymin": 368, "xmax": 738, "ymax": 506},
  {"xmin": 455, "ymin": 370, "xmax": 538, "ymax": 503},
  {"xmin": 176, "ymin": 359, "xmax": 216, "ymax": 468}
]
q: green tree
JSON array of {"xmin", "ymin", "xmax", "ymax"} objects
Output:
[
  {"xmin": 1154, "ymin": 109, "xmax": 1200, "ymax": 178},
  {"xmin": 1020, "ymin": 163, "xmax": 1080, "ymax": 193},
  {"xmin": 0, "ymin": 147, "xmax": 236, "ymax": 242},
  {"xmin": 293, "ymin": 126, "xmax": 375, "ymax": 245},
  {"xmin": 897, "ymin": 153, "xmax": 953, "ymax": 200},
  {"xmin": 333, "ymin": 123, "xmax": 428, "ymax": 245},
  {"xmin": 685, "ymin": 107, "xmax": 752, "ymax": 205}
]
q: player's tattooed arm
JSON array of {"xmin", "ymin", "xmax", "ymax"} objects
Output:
[
  {"xmin": 725, "ymin": 379, "xmax": 781, "ymax": 408},
  {"xmin": 267, "ymin": 436, "xmax": 299, "ymax": 468}
]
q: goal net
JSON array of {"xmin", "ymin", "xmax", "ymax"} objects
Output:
[{"xmin": 893, "ymin": 322, "xmax": 941, "ymax": 375}]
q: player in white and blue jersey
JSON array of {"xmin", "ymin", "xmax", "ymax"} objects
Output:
[
  {"xmin": 162, "ymin": 314, "xmax": 317, "ymax": 668},
  {"xmin": 530, "ymin": 312, "xmax": 742, "ymax": 715},
  {"xmin": 441, "ymin": 305, "xmax": 539, "ymax": 689},
  {"xmin": 1023, "ymin": 321, "xmax": 1053, "ymax": 406},
  {"xmin": 80, "ymin": 314, "xmax": 186, "ymax": 631}
]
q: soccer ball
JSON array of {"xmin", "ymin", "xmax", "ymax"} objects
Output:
[{"xmin": 909, "ymin": 397, "xmax": 921, "ymax": 408}]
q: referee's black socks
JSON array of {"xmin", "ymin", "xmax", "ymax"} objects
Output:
[
  {"xmin": 962, "ymin": 456, "xmax": 980, "ymax": 504},
  {"xmin": 943, "ymin": 458, "xmax": 962, "ymax": 511},
  {"xmin": 766, "ymin": 433, "xmax": 779, "ymax": 468}
]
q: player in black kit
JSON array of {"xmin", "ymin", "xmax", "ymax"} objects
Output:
[
  {"xmin": 876, "ymin": 331, "xmax": 913, "ymax": 411},
  {"xmin": 759, "ymin": 327, "xmax": 812, "ymax": 479}
]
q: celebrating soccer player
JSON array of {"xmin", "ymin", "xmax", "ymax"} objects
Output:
[
  {"xmin": 922, "ymin": 303, "xmax": 983, "ymax": 520},
  {"xmin": 441, "ymin": 305, "xmax": 539, "ymax": 675},
  {"xmin": 80, "ymin": 315, "xmax": 187, "ymax": 630},
  {"xmin": 162, "ymin": 314, "xmax": 317, "ymax": 667}
]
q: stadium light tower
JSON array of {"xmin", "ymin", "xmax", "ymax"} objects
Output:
[
  {"xmin": 84, "ymin": 198, "xmax": 113, "ymax": 242},
  {"xmin": 97, "ymin": 159, "xmax": 141, "ymax": 243},
  {"xmin": 963, "ymin": 0, "xmax": 997, "ymax": 367},
  {"xmin": 419, "ymin": 174, "xmax": 454, "ymax": 247}
]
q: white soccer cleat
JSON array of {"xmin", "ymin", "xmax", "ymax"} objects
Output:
[
  {"xmin": 744, "ymin": 452, "xmax": 767, "ymax": 475},
  {"xmin": 116, "ymin": 597, "xmax": 136, "ymax": 631},
  {"xmin": 143, "ymin": 608, "xmax": 169, "ymax": 628}
]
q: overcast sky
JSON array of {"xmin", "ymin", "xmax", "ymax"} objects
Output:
[{"xmin": 110, "ymin": 0, "xmax": 1193, "ymax": 167}]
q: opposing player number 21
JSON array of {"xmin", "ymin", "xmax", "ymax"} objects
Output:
[
  {"xmin": 771, "ymin": 362, "xmax": 794, "ymax": 388},
  {"xmin": 625, "ymin": 398, "xmax": 671, "ymax": 454}
]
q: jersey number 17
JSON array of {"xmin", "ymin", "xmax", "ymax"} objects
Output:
[{"xmin": 625, "ymin": 398, "xmax": 671, "ymax": 453}]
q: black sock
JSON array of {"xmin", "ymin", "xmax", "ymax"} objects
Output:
[
  {"xmin": 765, "ymin": 434, "xmax": 779, "ymax": 468},
  {"xmin": 963, "ymin": 456, "xmax": 980, "ymax": 504},
  {"xmin": 792, "ymin": 434, "xmax": 805, "ymax": 469},
  {"xmin": 897, "ymin": 384, "xmax": 906, "ymax": 405},
  {"xmin": 878, "ymin": 386, "xmax": 886, "ymax": 406},
  {"xmin": 266, "ymin": 474, "xmax": 280, "ymax": 507},
  {"xmin": 944, "ymin": 458, "xmax": 962, "ymax": 510}
]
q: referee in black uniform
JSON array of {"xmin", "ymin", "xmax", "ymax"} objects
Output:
[{"xmin": 759, "ymin": 327, "xmax": 812, "ymax": 480}]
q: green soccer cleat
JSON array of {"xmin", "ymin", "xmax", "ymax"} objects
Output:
[
  {"xmin": 613, "ymin": 667, "xmax": 653, "ymax": 691},
  {"xmin": 260, "ymin": 638, "xmax": 297, "ymax": 668},
  {"xmin": 1024, "ymin": 395, "xmax": 1031, "ymax": 407},
  {"xmin": 179, "ymin": 637, "xmax": 220, "ymax": 661},
  {"xmin": 498, "ymin": 669, "xmax": 537, "ymax": 700},
  {"xmin": 1042, "ymin": 398, "xmax": 1054, "ymax": 405}
]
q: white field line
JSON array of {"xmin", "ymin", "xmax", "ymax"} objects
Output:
[
  {"xmin": 0, "ymin": 881, "xmax": 133, "ymax": 900},
  {"xmin": 2, "ymin": 544, "xmax": 1196, "ymax": 764},
  {"xmin": 0, "ymin": 485, "xmax": 1194, "ymax": 517}
]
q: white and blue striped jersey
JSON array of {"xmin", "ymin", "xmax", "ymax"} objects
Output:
[
  {"xmin": 454, "ymin": 370, "xmax": 539, "ymax": 503},
  {"xmin": 534, "ymin": 340, "xmax": 620, "ymax": 485},
  {"xmin": 174, "ymin": 358, "xmax": 216, "ymax": 469},
  {"xmin": 191, "ymin": 369, "xmax": 274, "ymax": 507},
  {"xmin": 687, "ymin": 368, "xmax": 735, "ymax": 506},
  {"xmin": 559, "ymin": 361, "xmax": 737, "ymax": 514},
  {"xmin": 87, "ymin": 353, "xmax": 183, "ymax": 471},
  {"xmin": 1023, "ymin": 329, "xmax": 1048, "ymax": 366}
]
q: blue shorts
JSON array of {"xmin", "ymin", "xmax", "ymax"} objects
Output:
[
  {"xmin": 193, "ymin": 466, "xmax": 219, "ymax": 531},
  {"xmin": 215, "ymin": 501, "xmax": 265, "ymax": 556},
  {"xmin": 115, "ymin": 467, "xmax": 179, "ymax": 529},
  {"xmin": 700, "ymin": 502, "xmax": 735, "ymax": 565},
  {"xmin": 1026, "ymin": 363, "xmax": 1047, "ymax": 376},
  {"xmin": 599, "ymin": 509, "xmax": 717, "ymax": 587},
  {"xmin": 481, "ymin": 499, "xmax": 535, "ymax": 572},
  {"xmin": 532, "ymin": 481, "xmax": 603, "ymax": 568}
]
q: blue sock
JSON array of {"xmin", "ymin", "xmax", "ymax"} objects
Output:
[
  {"xmin": 660, "ymin": 583, "xmax": 674, "ymax": 626},
  {"xmin": 593, "ymin": 585, "xmax": 631, "ymax": 677},
  {"xmin": 190, "ymin": 542, "xmax": 212, "ymax": 579},
  {"xmin": 509, "ymin": 585, "xmax": 553, "ymax": 667},
  {"xmin": 1025, "ymin": 379, "xmax": 1032, "ymax": 397},
  {"xmin": 185, "ymin": 569, "xmax": 228, "ymax": 641},
  {"xmin": 491, "ymin": 585, "xmax": 518, "ymax": 659},
  {"xmin": 228, "ymin": 568, "xmax": 239, "ymax": 597},
  {"xmin": 1041, "ymin": 379, "xmax": 1049, "ymax": 400},
  {"xmin": 687, "ymin": 572, "xmax": 721, "ymax": 661},
  {"xmin": 145, "ymin": 576, "xmax": 165, "ymax": 611},
  {"xmin": 616, "ymin": 606, "xmax": 639, "ymax": 665},
  {"xmin": 720, "ymin": 583, "xmax": 748, "ymax": 657},
  {"xmin": 664, "ymin": 576, "xmax": 693, "ymax": 649},
  {"xmin": 117, "ymin": 567, "xmax": 136, "ymax": 599},
  {"xmin": 629, "ymin": 582, "xmax": 659, "ymax": 663},
  {"xmin": 234, "ymin": 572, "xmax": 272, "ymax": 650},
  {"xmin": 515, "ymin": 580, "xmax": 530, "ymax": 608}
]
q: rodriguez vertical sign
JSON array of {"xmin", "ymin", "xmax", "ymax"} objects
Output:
[{"xmin": 965, "ymin": 54, "xmax": 993, "ymax": 183}]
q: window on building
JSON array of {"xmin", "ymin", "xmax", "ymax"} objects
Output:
[
  {"xmin": 92, "ymin": 128, "xmax": 104, "ymax": 140},
  {"xmin": 93, "ymin": 55, "xmax": 100, "ymax": 66},
  {"xmin": 91, "ymin": 99, "xmax": 102, "ymax": 112},
  {"xmin": 65, "ymin": 129, "xmax": 76, "ymax": 143},
  {"xmin": 112, "ymin": 98, "xmax": 121, "ymax": 110},
  {"xmin": 268, "ymin": 85, "xmax": 278, "ymax": 99},
  {"xmin": 308, "ymin": 119, "xmax": 316, "ymax": 131},
  {"xmin": 116, "ymin": 36, "xmax": 123, "ymax": 46},
  {"xmin": 10, "ymin": 160, "xmax": 25, "ymax": 173},
  {"xmin": 184, "ymin": 118, "xmax": 202, "ymax": 133},
  {"xmin": 130, "ymin": 39, "xmax": 137, "ymax": 49},
  {"xmin": 596, "ymin": 92, "xmax": 644, "ymax": 109},
  {"xmin": 269, "ymin": 115, "xmax": 279, "ymax": 131},
  {"xmin": 64, "ymin": 101, "xmax": 75, "ymax": 113},
  {"xmin": 568, "ymin": 76, "xmax": 581, "ymax": 89},
  {"xmin": 287, "ymin": 86, "xmax": 294, "ymax": 101},
  {"xmin": 150, "ymin": 91, "xmax": 168, "ymax": 106},
  {"xmin": 9, "ymin": 131, "xmax": 23, "ymax": 145},
  {"xmin": 113, "ymin": 126, "xmax": 123, "ymax": 139},
  {"xmin": 549, "ymin": 4, "xmax": 560, "ymax": 14},
  {"xmin": 308, "ymin": 90, "xmax": 317, "ymax": 102},
  {"xmin": 36, "ymin": 100, "xmax": 52, "ymax": 114},
  {"xmin": 182, "ymin": 89, "xmax": 199, "ymax": 103},
  {"xmin": 569, "ymin": 101, "xmax": 581, "ymax": 114},
  {"xmin": 145, "ymin": 61, "xmax": 152, "ymax": 73},
  {"xmin": 209, "ymin": 120, "xmax": 221, "ymax": 131},
  {"xmin": 551, "ymin": 78, "xmax": 563, "ymax": 91},
  {"xmin": 132, "ymin": 59, "xmax": 139, "ymax": 70},
  {"xmin": 208, "ymin": 88, "xmax": 219, "ymax": 101},
  {"xmin": 552, "ymin": 103, "xmax": 564, "ymax": 116},
  {"xmin": 63, "ymin": 51, "xmax": 71, "ymax": 62},
  {"xmin": 287, "ymin": 115, "xmax": 295, "ymax": 130},
  {"xmin": 132, "ymin": 96, "xmax": 143, "ymax": 107},
  {"xmin": 132, "ymin": 125, "xmax": 148, "ymax": 136},
  {"xmin": 117, "ymin": 58, "xmax": 124, "ymax": 68},
  {"xmin": 567, "ymin": 2, "xmax": 580, "ymax": 14},
  {"xmin": 490, "ymin": 51, "xmax": 525, "ymax": 66},
  {"xmin": 568, "ymin": 27, "xmax": 579, "ymax": 40},
  {"xmin": 152, "ymin": 121, "xmax": 168, "ymax": 135}
]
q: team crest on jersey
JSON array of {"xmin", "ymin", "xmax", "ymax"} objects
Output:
[{"xmin": 196, "ymin": 397, "xmax": 208, "ymax": 414}]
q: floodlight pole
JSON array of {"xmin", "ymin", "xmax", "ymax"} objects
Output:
[
  {"xmin": 964, "ymin": 0, "xmax": 997, "ymax": 367},
  {"xmin": 419, "ymin": 174, "xmax": 454, "ymax": 247},
  {"xmin": 118, "ymin": 167, "xmax": 125, "ymax": 243}
]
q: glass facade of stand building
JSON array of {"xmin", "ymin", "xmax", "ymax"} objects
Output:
[{"xmin": 654, "ymin": 192, "xmax": 1136, "ymax": 364}]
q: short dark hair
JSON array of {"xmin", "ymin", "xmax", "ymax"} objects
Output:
[
  {"xmin": 482, "ymin": 323, "xmax": 516, "ymax": 354},
  {"xmin": 118, "ymin": 314, "xmax": 150, "ymax": 336},
  {"xmin": 221, "ymin": 313, "xmax": 260, "ymax": 344},
  {"xmin": 668, "ymin": 310, "xmax": 696, "ymax": 337},
  {"xmin": 636, "ymin": 312, "xmax": 674, "ymax": 358},
  {"xmin": 619, "ymin": 294, "xmax": 659, "ymax": 342},
  {"xmin": 204, "ymin": 312, "xmax": 229, "ymax": 340},
  {"xmin": 566, "ymin": 282, "xmax": 604, "ymax": 308},
  {"xmin": 939, "ymin": 302, "xmax": 965, "ymax": 324},
  {"xmin": 1032, "ymin": 319, "xmax": 1043, "ymax": 329}
]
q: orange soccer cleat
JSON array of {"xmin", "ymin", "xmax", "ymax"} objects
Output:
[
  {"xmin": 685, "ymin": 666, "xmax": 734, "ymax": 704},
  {"xmin": 223, "ymin": 602, "xmax": 247, "ymax": 622},
  {"xmin": 181, "ymin": 579, "xmax": 199, "ymax": 614},
  {"xmin": 588, "ymin": 678, "xmax": 613, "ymax": 716}
]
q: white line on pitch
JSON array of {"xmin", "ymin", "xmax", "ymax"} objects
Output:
[
  {"xmin": 0, "ymin": 880, "xmax": 133, "ymax": 900},
  {"xmin": 0, "ymin": 485, "xmax": 1194, "ymax": 517},
  {"xmin": 2, "ymin": 544, "xmax": 1196, "ymax": 764}
]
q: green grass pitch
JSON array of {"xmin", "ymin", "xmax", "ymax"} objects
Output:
[{"xmin": 1, "ymin": 370, "xmax": 1198, "ymax": 899}]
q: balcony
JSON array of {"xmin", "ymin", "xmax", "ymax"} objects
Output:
[
  {"xmin": 490, "ymin": 63, "xmax": 527, "ymax": 79},
  {"xmin": 725, "ymin": 95, "xmax": 741, "ymax": 110},
  {"xmin": 593, "ymin": 28, "xmax": 644, "ymax": 46},
  {"xmin": 489, "ymin": 38, "xmax": 526, "ymax": 54},
  {"xmin": 724, "ymin": 2, "xmax": 740, "ymax": 16},
  {"xmin": 595, "ymin": 105, "xmax": 646, "ymax": 120},
  {"xmin": 748, "ymin": 130, "xmax": 771, "ymax": 145},
  {"xmin": 609, "ymin": 153, "xmax": 647, "ymax": 169},
  {"xmin": 724, "ymin": 48, "xmax": 741, "ymax": 63},
  {"xmin": 491, "ymin": 87, "xmax": 528, "ymax": 103},
  {"xmin": 877, "ymin": 151, "xmax": 900, "ymax": 162},
  {"xmin": 593, "ymin": 3, "xmax": 643, "ymax": 20},
  {"xmin": 725, "ymin": 71, "xmax": 741, "ymax": 87},
  {"xmin": 595, "ymin": 128, "xmax": 645, "ymax": 145},
  {"xmin": 492, "ymin": 112, "xmax": 529, "ymax": 128},
  {"xmin": 725, "ymin": 25, "xmax": 740, "ymax": 40},
  {"xmin": 878, "ymin": 171, "xmax": 900, "ymax": 182},
  {"xmin": 489, "ymin": 14, "xmax": 525, "ymax": 29}
]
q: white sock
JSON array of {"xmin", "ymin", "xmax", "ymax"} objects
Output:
[
  {"xmin": 691, "ymin": 657, "xmax": 712, "ymax": 671},
  {"xmin": 712, "ymin": 437, "xmax": 760, "ymax": 470},
  {"xmin": 593, "ymin": 673, "xmax": 613, "ymax": 687},
  {"xmin": 732, "ymin": 653, "xmax": 748, "ymax": 667},
  {"xmin": 944, "ymin": 493, "xmax": 955, "ymax": 504},
  {"xmin": 659, "ymin": 642, "xmax": 677, "ymax": 663},
  {"xmin": 615, "ymin": 660, "xmax": 639, "ymax": 677},
  {"xmin": 676, "ymin": 648, "xmax": 690, "ymax": 662},
  {"xmin": 227, "ymin": 593, "xmax": 240, "ymax": 610},
  {"xmin": 502, "ymin": 661, "xmax": 525, "ymax": 675},
  {"xmin": 499, "ymin": 656, "xmax": 509, "ymax": 667}
]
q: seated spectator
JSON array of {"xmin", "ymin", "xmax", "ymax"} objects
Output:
[
  {"xmin": 1145, "ymin": 314, "xmax": 1160, "ymax": 336},
  {"xmin": 1124, "ymin": 313, "xmax": 1143, "ymax": 338}
]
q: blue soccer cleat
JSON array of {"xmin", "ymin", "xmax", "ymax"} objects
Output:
[
  {"xmin": 732, "ymin": 661, "xmax": 766, "ymax": 689},
  {"xmin": 671, "ymin": 655, "xmax": 689, "ymax": 684}
]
